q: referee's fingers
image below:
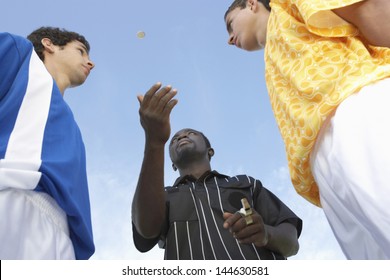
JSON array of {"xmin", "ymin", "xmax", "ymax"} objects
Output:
[
  {"xmin": 143, "ymin": 82, "xmax": 162, "ymax": 104},
  {"xmin": 137, "ymin": 95, "xmax": 144, "ymax": 105},
  {"xmin": 223, "ymin": 211, "xmax": 242, "ymax": 229}
]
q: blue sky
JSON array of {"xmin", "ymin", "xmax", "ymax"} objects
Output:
[{"xmin": 2, "ymin": 0, "xmax": 345, "ymax": 259}]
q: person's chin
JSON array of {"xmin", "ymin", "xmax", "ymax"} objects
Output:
[
  {"xmin": 71, "ymin": 79, "xmax": 86, "ymax": 88},
  {"xmin": 245, "ymin": 44, "xmax": 264, "ymax": 51}
]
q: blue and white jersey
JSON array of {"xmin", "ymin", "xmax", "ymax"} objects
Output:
[{"xmin": 0, "ymin": 32, "xmax": 94, "ymax": 259}]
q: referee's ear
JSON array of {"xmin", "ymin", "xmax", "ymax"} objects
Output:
[{"xmin": 208, "ymin": 148, "xmax": 214, "ymax": 160}]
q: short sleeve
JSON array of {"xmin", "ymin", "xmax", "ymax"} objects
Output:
[
  {"xmin": 132, "ymin": 190, "xmax": 170, "ymax": 252},
  {"xmin": 253, "ymin": 180, "xmax": 303, "ymax": 237},
  {"xmin": 291, "ymin": 0, "xmax": 363, "ymax": 37},
  {"xmin": 132, "ymin": 222, "xmax": 161, "ymax": 252}
]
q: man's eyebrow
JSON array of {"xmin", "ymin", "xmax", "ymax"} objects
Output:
[
  {"xmin": 75, "ymin": 41, "xmax": 89, "ymax": 54},
  {"xmin": 81, "ymin": 45, "xmax": 89, "ymax": 54}
]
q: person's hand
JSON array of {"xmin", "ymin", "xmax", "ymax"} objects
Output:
[
  {"xmin": 137, "ymin": 82, "xmax": 178, "ymax": 146},
  {"xmin": 223, "ymin": 206, "xmax": 268, "ymax": 248}
]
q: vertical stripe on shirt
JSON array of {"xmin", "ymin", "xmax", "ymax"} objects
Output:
[
  {"xmin": 189, "ymin": 184, "xmax": 206, "ymax": 259},
  {"xmin": 224, "ymin": 177, "xmax": 247, "ymax": 260},
  {"xmin": 235, "ymin": 239, "xmax": 247, "ymax": 260},
  {"xmin": 186, "ymin": 221, "xmax": 193, "ymax": 260},
  {"xmin": 199, "ymin": 200, "xmax": 216, "ymax": 259},
  {"xmin": 248, "ymin": 176, "xmax": 255, "ymax": 206},
  {"xmin": 209, "ymin": 176, "xmax": 232, "ymax": 259},
  {"xmin": 174, "ymin": 222, "xmax": 179, "ymax": 260},
  {"xmin": 214, "ymin": 177, "xmax": 224, "ymax": 213}
]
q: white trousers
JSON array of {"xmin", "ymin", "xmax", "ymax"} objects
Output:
[
  {"xmin": 0, "ymin": 188, "xmax": 75, "ymax": 259},
  {"xmin": 311, "ymin": 78, "xmax": 390, "ymax": 259}
]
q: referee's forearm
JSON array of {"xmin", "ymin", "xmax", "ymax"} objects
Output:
[{"xmin": 131, "ymin": 144, "xmax": 166, "ymax": 238}]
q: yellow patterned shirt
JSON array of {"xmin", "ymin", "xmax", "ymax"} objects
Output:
[{"xmin": 265, "ymin": 0, "xmax": 390, "ymax": 207}]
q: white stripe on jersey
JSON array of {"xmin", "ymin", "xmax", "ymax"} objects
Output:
[{"xmin": 0, "ymin": 51, "xmax": 52, "ymax": 190}]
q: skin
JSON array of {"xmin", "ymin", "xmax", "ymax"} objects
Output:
[
  {"xmin": 132, "ymin": 83, "xmax": 299, "ymax": 257},
  {"xmin": 225, "ymin": 0, "xmax": 390, "ymax": 51},
  {"xmin": 41, "ymin": 38, "xmax": 95, "ymax": 95},
  {"xmin": 223, "ymin": 212, "xmax": 299, "ymax": 256},
  {"xmin": 132, "ymin": 83, "xmax": 178, "ymax": 238},
  {"xmin": 225, "ymin": 0, "xmax": 269, "ymax": 51},
  {"xmin": 169, "ymin": 129, "xmax": 214, "ymax": 179}
]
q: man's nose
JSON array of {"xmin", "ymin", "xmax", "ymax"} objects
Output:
[
  {"xmin": 177, "ymin": 134, "xmax": 188, "ymax": 141},
  {"xmin": 87, "ymin": 59, "xmax": 95, "ymax": 70}
]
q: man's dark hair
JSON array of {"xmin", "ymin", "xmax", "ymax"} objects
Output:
[
  {"xmin": 27, "ymin": 26, "xmax": 90, "ymax": 61},
  {"xmin": 224, "ymin": 0, "xmax": 271, "ymax": 20}
]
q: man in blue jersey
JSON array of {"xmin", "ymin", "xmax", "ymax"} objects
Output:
[
  {"xmin": 0, "ymin": 27, "xmax": 95, "ymax": 259},
  {"xmin": 132, "ymin": 83, "xmax": 302, "ymax": 259}
]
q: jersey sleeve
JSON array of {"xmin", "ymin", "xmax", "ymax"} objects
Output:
[{"xmin": 290, "ymin": 0, "xmax": 362, "ymax": 37}]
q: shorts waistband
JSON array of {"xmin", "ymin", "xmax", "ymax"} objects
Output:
[{"xmin": 23, "ymin": 190, "xmax": 69, "ymax": 235}]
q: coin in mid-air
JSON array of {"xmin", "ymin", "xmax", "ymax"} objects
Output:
[{"xmin": 136, "ymin": 31, "xmax": 145, "ymax": 39}]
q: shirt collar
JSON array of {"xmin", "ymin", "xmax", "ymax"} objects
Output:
[{"xmin": 172, "ymin": 170, "xmax": 229, "ymax": 187}]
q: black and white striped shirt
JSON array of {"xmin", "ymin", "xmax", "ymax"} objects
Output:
[{"xmin": 133, "ymin": 170, "xmax": 302, "ymax": 260}]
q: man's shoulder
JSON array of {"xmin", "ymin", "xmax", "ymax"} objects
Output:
[
  {"xmin": 0, "ymin": 32, "xmax": 23, "ymax": 40},
  {"xmin": 227, "ymin": 174, "xmax": 259, "ymax": 183},
  {"xmin": 0, "ymin": 32, "xmax": 31, "ymax": 48},
  {"xmin": 0, "ymin": 32, "xmax": 34, "ymax": 101},
  {"xmin": 215, "ymin": 173, "xmax": 263, "ymax": 189},
  {"xmin": 0, "ymin": 32, "xmax": 33, "ymax": 60},
  {"xmin": 164, "ymin": 185, "xmax": 180, "ymax": 192},
  {"xmin": 210, "ymin": 170, "xmax": 257, "ymax": 182}
]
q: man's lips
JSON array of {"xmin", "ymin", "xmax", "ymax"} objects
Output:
[
  {"xmin": 82, "ymin": 65, "xmax": 90, "ymax": 76},
  {"xmin": 177, "ymin": 139, "xmax": 191, "ymax": 146}
]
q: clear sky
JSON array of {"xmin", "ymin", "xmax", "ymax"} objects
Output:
[{"xmin": 1, "ymin": 0, "xmax": 345, "ymax": 259}]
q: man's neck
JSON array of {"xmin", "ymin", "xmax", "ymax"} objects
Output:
[
  {"xmin": 43, "ymin": 61, "xmax": 68, "ymax": 96},
  {"xmin": 178, "ymin": 165, "xmax": 211, "ymax": 180}
]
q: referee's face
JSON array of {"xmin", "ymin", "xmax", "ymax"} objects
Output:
[{"xmin": 169, "ymin": 129, "xmax": 208, "ymax": 165}]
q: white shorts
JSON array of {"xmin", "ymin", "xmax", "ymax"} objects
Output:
[
  {"xmin": 311, "ymin": 78, "xmax": 390, "ymax": 259},
  {"xmin": 0, "ymin": 188, "xmax": 75, "ymax": 259}
]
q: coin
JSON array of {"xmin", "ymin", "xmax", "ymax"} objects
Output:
[{"xmin": 136, "ymin": 31, "xmax": 145, "ymax": 39}]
